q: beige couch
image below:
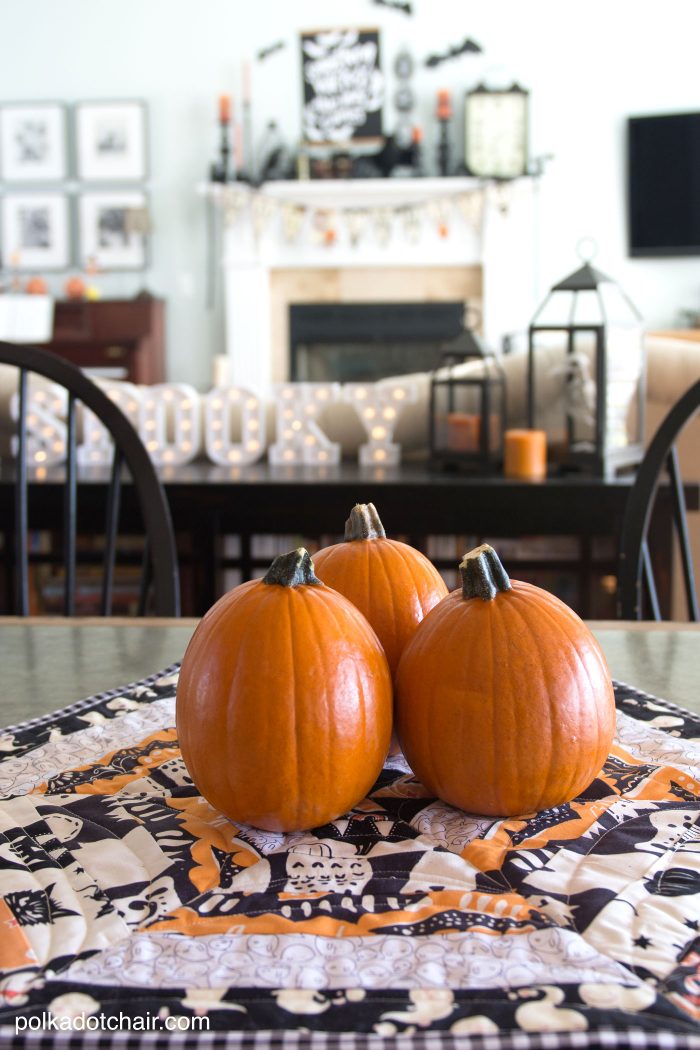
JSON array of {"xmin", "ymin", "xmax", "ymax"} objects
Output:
[{"xmin": 322, "ymin": 330, "xmax": 700, "ymax": 460}]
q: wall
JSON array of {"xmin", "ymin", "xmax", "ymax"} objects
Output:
[{"xmin": 2, "ymin": 0, "xmax": 699, "ymax": 390}]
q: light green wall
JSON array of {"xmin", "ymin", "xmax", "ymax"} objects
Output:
[{"xmin": 2, "ymin": 0, "xmax": 699, "ymax": 387}]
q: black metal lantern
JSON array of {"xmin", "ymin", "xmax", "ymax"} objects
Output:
[
  {"xmin": 429, "ymin": 322, "xmax": 507, "ymax": 472},
  {"xmin": 527, "ymin": 247, "xmax": 645, "ymax": 478}
]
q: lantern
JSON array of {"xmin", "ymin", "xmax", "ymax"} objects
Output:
[
  {"xmin": 527, "ymin": 246, "xmax": 645, "ymax": 478},
  {"xmin": 429, "ymin": 321, "xmax": 507, "ymax": 472}
]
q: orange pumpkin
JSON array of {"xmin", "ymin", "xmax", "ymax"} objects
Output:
[
  {"xmin": 313, "ymin": 503, "xmax": 448, "ymax": 678},
  {"xmin": 395, "ymin": 544, "xmax": 616, "ymax": 817},
  {"xmin": 176, "ymin": 547, "xmax": 392, "ymax": 832},
  {"xmin": 64, "ymin": 276, "xmax": 86, "ymax": 301},
  {"xmin": 25, "ymin": 276, "xmax": 48, "ymax": 295}
]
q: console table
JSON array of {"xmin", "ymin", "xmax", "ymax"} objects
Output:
[
  {"xmin": 2, "ymin": 462, "xmax": 696, "ymax": 618},
  {"xmin": 36, "ymin": 296, "xmax": 165, "ymax": 384}
]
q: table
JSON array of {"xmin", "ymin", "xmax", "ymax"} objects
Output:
[
  {"xmin": 2, "ymin": 619, "xmax": 700, "ymax": 725},
  {"xmin": 1, "ymin": 620, "xmax": 699, "ymax": 1048},
  {"xmin": 3, "ymin": 462, "xmax": 696, "ymax": 617},
  {"xmin": 1, "ymin": 617, "xmax": 198, "ymax": 725}
]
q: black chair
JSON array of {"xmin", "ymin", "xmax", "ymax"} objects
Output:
[
  {"xmin": 617, "ymin": 377, "xmax": 700, "ymax": 621},
  {"xmin": 0, "ymin": 341, "xmax": 180, "ymax": 616}
]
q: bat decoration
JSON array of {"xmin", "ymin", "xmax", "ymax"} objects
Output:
[
  {"xmin": 256, "ymin": 40, "xmax": 286, "ymax": 61},
  {"xmin": 371, "ymin": 0, "xmax": 413, "ymax": 14},
  {"xmin": 424, "ymin": 37, "xmax": 482, "ymax": 67}
]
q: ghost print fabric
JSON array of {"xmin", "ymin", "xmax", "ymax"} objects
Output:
[{"xmin": 0, "ymin": 668, "xmax": 699, "ymax": 1046}]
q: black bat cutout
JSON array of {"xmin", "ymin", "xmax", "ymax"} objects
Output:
[
  {"xmin": 257, "ymin": 40, "xmax": 286, "ymax": 61},
  {"xmin": 371, "ymin": 0, "xmax": 413, "ymax": 14},
  {"xmin": 425, "ymin": 37, "xmax": 483, "ymax": 67}
]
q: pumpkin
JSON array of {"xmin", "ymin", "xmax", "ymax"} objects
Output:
[
  {"xmin": 395, "ymin": 544, "xmax": 616, "ymax": 817},
  {"xmin": 64, "ymin": 276, "xmax": 86, "ymax": 301},
  {"xmin": 313, "ymin": 502, "xmax": 448, "ymax": 678},
  {"xmin": 176, "ymin": 547, "xmax": 392, "ymax": 833},
  {"xmin": 25, "ymin": 276, "xmax": 48, "ymax": 295}
]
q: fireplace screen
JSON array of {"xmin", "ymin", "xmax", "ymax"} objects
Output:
[{"xmin": 289, "ymin": 302, "xmax": 466, "ymax": 383}]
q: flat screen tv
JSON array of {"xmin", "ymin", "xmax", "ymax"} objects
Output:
[{"xmin": 627, "ymin": 111, "xmax": 700, "ymax": 257}]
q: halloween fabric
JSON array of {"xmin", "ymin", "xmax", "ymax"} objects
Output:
[{"xmin": 0, "ymin": 666, "xmax": 699, "ymax": 1049}]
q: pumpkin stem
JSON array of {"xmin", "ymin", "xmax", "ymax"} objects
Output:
[
  {"xmin": 344, "ymin": 503, "xmax": 386, "ymax": 541},
  {"xmin": 460, "ymin": 544, "xmax": 512, "ymax": 601},
  {"xmin": 263, "ymin": 547, "xmax": 322, "ymax": 588}
]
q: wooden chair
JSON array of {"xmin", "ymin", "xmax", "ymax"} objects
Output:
[
  {"xmin": 0, "ymin": 341, "xmax": 180, "ymax": 616},
  {"xmin": 617, "ymin": 377, "xmax": 700, "ymax": 620}
]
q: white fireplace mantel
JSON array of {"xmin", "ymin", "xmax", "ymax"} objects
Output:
[{"xmin": 207, "ymin": 177, "xmax": 538, "ymax": 394}]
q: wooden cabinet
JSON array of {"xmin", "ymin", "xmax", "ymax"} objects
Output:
[{"xmin": 39, "ymin": 297, "xmax": 165, "ymax": 384}]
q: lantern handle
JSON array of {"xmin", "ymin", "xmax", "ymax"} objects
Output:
[{"xmin": 576, "ymin": 236, "xmax": 598, "ymax": 263}]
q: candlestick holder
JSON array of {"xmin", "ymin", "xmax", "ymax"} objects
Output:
[
  {"xmin": 436, "ymin": 90, "xmax": 452, "ymax": 177},
  {"xmin": 209, "ymin": 94, "xmax": 236, "ymax": 183},
  {"xmin": 239, "ymin": 99, "xmax": 253, "ymax": 183},
  {"xmin": 220, "ymin": 118, "xmax": 232, "ymax": 182},
  {"xmin": 210, "ymin": 118, "xmax": 233, "ymax": 183}
]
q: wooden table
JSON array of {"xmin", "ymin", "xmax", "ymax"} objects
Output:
[
  {"xmin": 3, "ymin": 462, "xmax": 696, "ymax": 617},
  {"xmin": 1, "ymin": 618, "xmax": 698, "ymax": 728}
]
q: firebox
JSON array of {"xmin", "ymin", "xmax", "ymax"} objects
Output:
[{"xmin": 289, "ymin": 302, "xmax": 466, "ymax": 382}]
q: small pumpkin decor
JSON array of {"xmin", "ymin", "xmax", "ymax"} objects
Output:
[
  {"xmin": 313, "ymin": 503, "xmax": 449, "ymax": 678},
  {"xmin": 176, "ymin": 548, "xmax": 392, "ymax": 833},
  {"xmin": 395, "ymin": 544, "xmax": 616, "ymax": 817}
]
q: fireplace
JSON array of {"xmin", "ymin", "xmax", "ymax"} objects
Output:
[
  {"xmin": 289, "ymin": 302, "xmax": 465, "ymax": 382},
  {"xmin": 214, "ymin": 178, "xmax": 538, "ymax": 392}
]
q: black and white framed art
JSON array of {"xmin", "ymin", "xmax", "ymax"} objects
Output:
[
  {"xmin": 75, "ymin": 100, "xmax": 147, "ymax": 181},
  {"xmin": 77, "ymin": 189, "xmax": 149, "ymax": 270},
  {"xmin": 0, "ymin": 102, "xmax": 68, "ymax": 182},
  {"xmin": 1, "ymin": 191, "xmax": 71, "ymax": 270}
]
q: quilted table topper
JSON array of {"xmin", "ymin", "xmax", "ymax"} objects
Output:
[{"xmin": 0, "ymin": 666, "xmax": 699, "ymax": 1049}]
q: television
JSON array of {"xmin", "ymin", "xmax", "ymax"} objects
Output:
[{"xmin": 627, "ymin": 111, "xmax": 700, "ymax": 257}]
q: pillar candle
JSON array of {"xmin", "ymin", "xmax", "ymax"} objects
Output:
[
  {"xmin": 219, "ymin": 93, "xmax": 232, "ymax": 124},
  {"xmin": 447, "ymin": 412, "xmax": 480, "ymax": 452},
  {"xmin": 504, "ymin": 429, "xmax": 548, "ymax": 480}
]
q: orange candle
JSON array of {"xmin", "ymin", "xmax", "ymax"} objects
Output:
[
  {"xmin": 447, "ymin": 412, "xmax": 480, "ymax": 452},
  {"xmin": 219, "ymin": 93, "xmax": 232, "ymax": 124},
  {"xmin": 436, "ymin": 89, "xmax": 452, "ymax": 120},
  {"xmin": 504, "ymin": 429, "xmax": 548, "ymax": 480}
]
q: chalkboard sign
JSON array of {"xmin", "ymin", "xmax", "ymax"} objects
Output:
[{"xmin": 301, "ymin": 27, "xmax": 384, "ymax": 145}]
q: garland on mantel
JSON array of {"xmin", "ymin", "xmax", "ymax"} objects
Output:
[{"xmin": 215, "ymin": 180, "xmax": 523, "ymax": 246}]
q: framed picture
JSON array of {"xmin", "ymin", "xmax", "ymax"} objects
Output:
[
  {"xmin": 301, "ymin": 28, "xmax": 384, "ymax": 145},
  {"xmin": 1, "ymin": 192, "xmax": 70, "ymax": 270},
  {"xmin": 0, "ymin": 103, "xmax": 68, "ymax": 181},
  {"xmin": 78, "ymin": 189, "xmax": 149, "ymax": 270},
  {"xmin": 75, "ymin": 100, "xmax": 147, "ymax": 181},
  {"xmin": 464, "ymin": 84, "xmax": 529, "ymax": 179}
]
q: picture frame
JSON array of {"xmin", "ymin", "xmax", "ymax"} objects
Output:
[
  {"xmin": 300, "ymin": 28, "xmax": 384, "ymax": 146},
  {"xmin": 75, "ymin": 100, "xmax": 147, "ymax": 181},
  {"xmin": 464, "ymin": 84, "xmax": 529, "ymax": 180},
  {"xmin": 77, "ymin": 189, "xmax": 149, "ymax": 270},
  {"xmin": 1, "ymin": 192, "xmax": 71, "ymax": 271},
  {"xmin": 0, "ymin": 102, "xmax": 68, "ymax": 181}
]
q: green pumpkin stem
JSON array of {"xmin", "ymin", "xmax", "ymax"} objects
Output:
[
  {"xmin": 263, "ymin": 547, "xmax": 322, "ymax": 588},
  {"xmin": 344, "ymin": 503, "xmax": 386, "ymax": 541},
  {"xmin": 460, "ymin": 544, "xmax": 512, "ymax": 601}
]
